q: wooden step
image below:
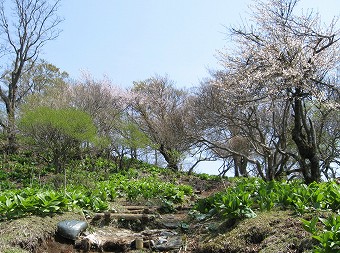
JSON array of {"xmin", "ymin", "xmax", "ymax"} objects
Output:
[{"xmin": 92, "ymin": 212, "xmax": 155, "ymax": 221}]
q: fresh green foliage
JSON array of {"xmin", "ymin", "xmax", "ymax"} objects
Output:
[
  {"xmin": 194, "ymin": 178, "xmax": 340, "ymax": 219},
  {"xmin": 0, "ymin": 187, "xmax": 108, "ymax": 220},
  {"xmin": 19, "ymin": 107, "xmax": 97, "ymax": 141},
  {"xmin": 194, "ymin": 181, "xmax": 257, "ymax": 219},
  {"xmin": 18, "ymin": 107, "xmax": 97, "ymax": 172},
  {"xmin": 195, "ymin": 173, "xmax": 222, "ymax": 181},
  {"xmin": 0, "ymin": 167, "xmax": 194, "ymax": 220},
  {"xmin": 0, "ymin": 153, "xmax": 51, "ymax": 190},
  {"xmin": 125, "ymin": 177, "xmax": 191, "ymax": 203},
  {"xmin": 302, "ymin": 215, "xmax": 340, "ymax": 253},
  {"xmin": 116, "ymin": 121, "xmax": 152, "ymax": 152}
]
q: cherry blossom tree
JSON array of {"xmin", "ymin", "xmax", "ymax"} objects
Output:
[
  {"xmin": 130, "ymin": 75, "xmax": 197, "ymax": 171},
  {"xmin": 71, "ymin": 74, "xmax": 127, "ymax": 139},
  {"xmin": 212, "ymin": 0, "xmax": 339, "ymax": 183},
  {"xmin": 70, "ymin": 74, "xmax": 139, "ymax": 167}
]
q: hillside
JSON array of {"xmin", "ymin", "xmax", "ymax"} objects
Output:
[{"xmin": 0, "ymin": 156, "xmax": 339, "ymax": 252}]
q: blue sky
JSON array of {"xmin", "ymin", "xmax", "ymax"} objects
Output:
[{"xmin": 43, "ymin": 0, "xmax": 339, "ymax": 90}]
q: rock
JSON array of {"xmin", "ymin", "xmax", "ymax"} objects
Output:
[
  {"xmin": 154, "ymin": 236, "xmax": 183, "ymax": 251},
  {"xmin": 142, "ymin": 229, "xmax": 182, "ymax": 251},
  {"xmin": 161, "ymin": 221, "xmax": 180, "ymax": 229},
  {"xmin": 57, "ymin": 220, "xmax": 88, "ymax": 240}
]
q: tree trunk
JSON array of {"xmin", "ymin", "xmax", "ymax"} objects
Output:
[
  {"xmin": 159, "ymin": 144, "xmax": 180, "ymax": 171},
  {"xmin": 233, "ymin": 155, "xmax": 248, "ymax": 177},
  {"xmin": 239, "ymin": 156, "xmax": 248, "ymax": 176},
  {"xmin": 233, "ymin": 155, "xmax": 240, "ymax": 177},
  {"xmin": 266, "ymin": 155, "xmax": 275, "ymax": 181},
  {"xmin": 53, "ymin": 150, "xmax": 63, "ymax": 174},
  {"xmin": 291, "ymin": 95, "xmax": 321, "ymax": 183},
  {"xmin": 6, "ymin": 105, "xmax": 18, "ymax": 154}
]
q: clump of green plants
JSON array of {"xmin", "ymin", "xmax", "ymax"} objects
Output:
[
  {"xmin": 194, "ymin": 185, "xmax": 256, "ymax": 220},
  {"xmin": 194, "ymin": 178, "xmax": 340, "ymax": 220},
  {"xmin": 302, "ymin": 214, "xmax": 340, "ymax": 253},
  {"xmin": 195, "ymin": 173, "xmax": 223, "ymax": 181},
  {"xmin": 0, "ymin": 166, "xmax": 194, "ymax": 220},
  {"xmin": 0, "ymin": 153, "xmax": 49, "ymax": 189},
  {"xmin": 193, "ymin": 178, "xmax": 340, "ymax": 252},
  {"xmin": 0, "ymin": 187, "xmax": 108, "ymax": 220}
]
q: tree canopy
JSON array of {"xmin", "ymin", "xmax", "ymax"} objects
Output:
[{"xmin": 19, "ymin": 106, "xmax": 97, "ymax": 172}]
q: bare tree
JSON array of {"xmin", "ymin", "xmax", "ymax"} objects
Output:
[
  {"xmin": 313, "ymin": 100, "xmax": 340, "ymax": 179},
  {"xmin": 0, "ymin": 0, "xmax": 62, "ymax": 153},
  {"xmin": 71, "ymin": 74, "xmax": 127, "ymax": 138},
  {"xmin": 214, "ymin": 0, "xmax": 339, "ymax": 183},
  {"xmin": 194, "ymin": 80, "xmax": 296, "ymax": 180},
  {"xmin": 192, "ymin": 82, "xmax": 248, "ymax": 177},
  {"xmin": 130, "ymin": 75, "xmax": 196, "ymax": 171}
]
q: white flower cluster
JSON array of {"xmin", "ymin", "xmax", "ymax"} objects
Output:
[{"xmin": 215, "ymin": 0, "xmax": 339, "ymax": 105}]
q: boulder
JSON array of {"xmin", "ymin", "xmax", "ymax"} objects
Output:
[{"xmin": 57, "ymin": 220, "xmax": 88, "ymax": 240}]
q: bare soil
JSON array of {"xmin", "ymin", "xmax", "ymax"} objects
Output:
[{"xmin": 36, "ymin": 234, "xmax": 75, "ymax": 253}]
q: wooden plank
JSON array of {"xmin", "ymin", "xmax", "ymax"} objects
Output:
[{"xmin": 92, "ymin": 213, "xmax": 155, "ymax": 221}]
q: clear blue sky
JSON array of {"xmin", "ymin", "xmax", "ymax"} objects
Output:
[{"xmin": 43, "ymin": 0, "xmax": 340, "ymax": 90}]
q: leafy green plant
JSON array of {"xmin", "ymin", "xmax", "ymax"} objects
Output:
[
  {"xmin": 301, "ymin": 216, "xmax": 319, "ymax": 235},
  {"xmin": 35, "ymin": 191, "xmax": 68, "ymax": 214},
  {"xmin": 196, "ymin": 173, "xmax": 222, "ymax": 181},
  {"xmin": 0, "ymin": 196, "xmax": 19, "ymax": 219},
  {"xmin": 122, "ymin": 176, "xmax": 192, "ymax": 204},
  {"xmin": 159, "ymin": 199, "xmax": 176, "ymax": 213},
  {"xmin": 194, "ymin": 188, "xmax": 256, "ymax": 220},
  {"xmin": 194, "ymin": 178, "xmax": 340, "ymax": 221},
  {"xmin": 217, "ymin": 191, "xmax": 256, "ymax": 219},
  {"xmin": 302, "ymin": 215, "xmax": 340, "ymax": 253},
  {"xmin": 0, "ymin": 165, "xmax": 195, "ymax": 220},
  {"xmin": 324, "ymin": 182, "xmax": 340, "ymax": 211},
  {"xmin": 0, "ymin": 186, "xmax": 108, "ymax": 220}
]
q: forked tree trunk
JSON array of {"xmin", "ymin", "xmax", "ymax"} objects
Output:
[
  {"xmin": 292, "ymin": 95, "xmax": 321, "ymax": 184},
  {"xmin": 233, "ymin": 155, "xmax": 248, "ymax": 177}
]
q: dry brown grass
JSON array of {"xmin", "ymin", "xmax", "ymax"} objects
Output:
[
  {"xmin": 0, "ymin": 212, "xmax": 84, "ymax": 253},
  {"xmin": 194, "ymin": 210, "xmax": 316, "ymax": 253}
]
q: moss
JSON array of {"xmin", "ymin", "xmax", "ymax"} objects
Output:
[
  {"xmin": 2, "ymin": 247, "xmax": 29, "ymax": 253},
  {"xmin": 197, "ymin": 210, "xmax": 316, "ymax": 253}
]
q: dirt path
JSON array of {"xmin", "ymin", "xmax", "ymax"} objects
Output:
[
  {"xmin": 35, "ymin": 203, "xmax": 193, "ymax": 252},
  {"xmin": 35, "ymin": 181, "xmax": 227, "ymax": 253},
  {"xmin": 24, "ymin": 179, "xmax": 227, "ymax": 253}
]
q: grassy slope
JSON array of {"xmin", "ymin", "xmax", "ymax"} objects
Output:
[{"xmin": 0, "ymin": 159, "xmax": 333, "ymax": 252}]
